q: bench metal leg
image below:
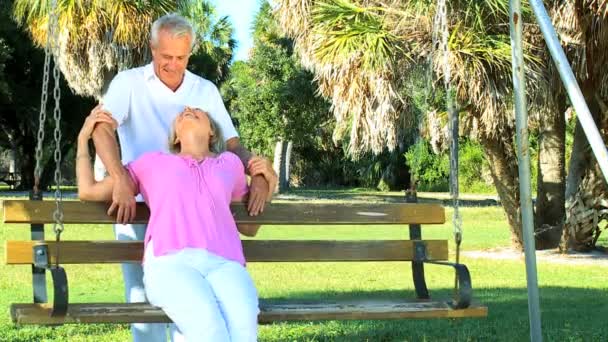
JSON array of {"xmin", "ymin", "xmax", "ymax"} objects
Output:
[
  {"xmin": 409, "ymin": 223, "xmax": 430, "ymax": 299},
  {"xmin": 30, "ymin": 192, "xmax": 47, "ymax": 304},
  {"xmin": 31, "ymin": 224, "xmax": 47, "ymax": 303},
  {"xmin": 406, "ymin": 192, "xmax": 429, "ymax": 299}
]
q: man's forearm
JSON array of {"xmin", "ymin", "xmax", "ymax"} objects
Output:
[
  {"xmin": 91, "ymin": 123, "xmax": 125, "ymax": 177},
  {"xmin": 226, "ymin": 138, "xmax": 253, "ymax": 172}
]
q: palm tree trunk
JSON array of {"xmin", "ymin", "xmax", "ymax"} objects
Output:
[
  {"xmin": 561, "ymin": 93, "xmax": 602, "ymax": 250},
  {"xmin": 564, "ymin": 90, "xmax": 600, "ymax": 201},
  {"xmin": 274, "ymin": 140, "xmax": 292, "ymax": 193},
  {"xmin": 479, "ymin": 128, "xmax": 524, "ymax": 250},
  {"xmin": 284, "ymin": 141, "xmax": 293, "ymax": 191},
  {"xmin": 535, "ymin": 97, "xmax": 566, "ymax": 249},
  {"xmin": 273, "ymin": 140, "xmax": 284, "ymax": 193}
]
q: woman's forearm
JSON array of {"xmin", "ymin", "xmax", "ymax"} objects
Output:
[
  {"xmin": 76, "ymin": 137, "xmax": 95, "ymax": 199},
  {"xmin": 76, "ymin": 137, "xmax": 113, "ymax": 201}
]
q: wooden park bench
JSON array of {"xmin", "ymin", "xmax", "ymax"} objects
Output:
[{"xmin": 3, "ymin": 197, "xmax": 487, "ymax": 325}]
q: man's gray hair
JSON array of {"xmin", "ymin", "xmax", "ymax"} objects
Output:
[{"xmin": 150, "ymin": 13, "xmax": 196, "ymax": 49}]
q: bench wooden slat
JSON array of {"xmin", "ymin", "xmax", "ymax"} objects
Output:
[
  {"xmin": 10, "ymin": 301, "xmax": 488, "ymax": 324},
  {"xmin": 5, "ymin": 240, "xmax": 449, "ymax": 263},
  {"xmin": 2, "ymin": 200, "xmax": 445, "ymax": 225}
]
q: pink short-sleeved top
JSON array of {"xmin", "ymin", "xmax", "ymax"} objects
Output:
[{"xmin": 126, "ymin": 151, "xmax": 248, "ymax": 265}]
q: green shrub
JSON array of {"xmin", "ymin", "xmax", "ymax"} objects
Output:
[
  {"xmin": 405, "ymin": 140, "xmax": 449, "ymax": 191},
  {"xmin": 405, "ymin": 138, "xmax": 496, "ymax": 193}
]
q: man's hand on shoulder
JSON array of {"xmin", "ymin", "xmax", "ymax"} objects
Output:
[{"xmin": 107, "ymin": 171, "xmax": 137, "ymax": 224}]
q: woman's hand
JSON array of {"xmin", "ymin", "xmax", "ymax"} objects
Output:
[{"xmin": 78, "ymin": 104, "xmax": 117, "ymax": 142}]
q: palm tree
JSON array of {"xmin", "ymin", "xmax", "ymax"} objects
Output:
[
  {"xmin": 277, "ymin": 0, "xmax": 584, "ymax": 248},
  {"xmin": 551, "ymin": 0, "xmax": 608, "ymax": 251},
  {"xmin": 275, "ymin": 0, "xmax": 566, "ymax": 250},
  {"xmin": 183, "ymin": 1, "xmax": 236, "ymax": 85}
]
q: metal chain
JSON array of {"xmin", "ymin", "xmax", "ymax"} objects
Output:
[
  {"xmin": 433, "ymin": 0, "xmax": 463, "ymax": 299},
  {"xmin": 48, "ymin": 0, "xmax": 64, "ymax": 265},
  {"xmin": 33, "ymin": 0, "xmax": 64, "ymax": 265},
  {"xmin": 433, "ymin": 0, "xmax": 463, "ymax": 250},
  {"xmin": 33, "ymin": 4, "xmax": 53, "ymax": 194},
  {"xmin": 433, "ymin": 0, "xmax": 450, "ymax": 88}
]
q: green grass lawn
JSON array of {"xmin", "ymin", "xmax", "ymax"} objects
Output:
[{"xmin": 1, "ymin": 206, "xmax": 607, "ymax": 341}]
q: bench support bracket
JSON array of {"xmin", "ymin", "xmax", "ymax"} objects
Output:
[
  {"xmin": 31, "ymin": 243, "xmax": 69, "ymax": 317},
  {"xmin": 425, "ymin": 261, "xmax": 472, "ymax": 309},
  {"xmin": 406, "ymin": 191, "xmax": 430, "ymax": 300},
  {"xmin": 405, "ymin": 191, "xmax": 472, "ymax": 309},
  {"xmin": 28, "ymin": 192, "xmax": 69, "ymax": 318}
]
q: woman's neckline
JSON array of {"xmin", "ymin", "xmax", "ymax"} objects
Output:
[{"xmin": 176, "ymin": 152, "xmax": 218, "ymax": 163}]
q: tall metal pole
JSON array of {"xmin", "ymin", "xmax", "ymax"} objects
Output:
[
  {"xmin": 529, "ymin": 0, "xmax": 608, "ymax": 184},
  {"xmin": 509, "ymin": 1, "xmax": 543, "ymax": 341}
]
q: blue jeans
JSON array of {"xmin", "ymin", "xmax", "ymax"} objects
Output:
[
  {"xmin": 143, "ymin": 241, "xmax": 259, "ymax": 342},
  {"xmin": 115, "ymin": 223, "xmax": 175, "ymax": 341}
]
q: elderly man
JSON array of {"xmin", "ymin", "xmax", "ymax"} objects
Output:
[{"xmin": 91, "ymin": 13, "xmax": 276, "ymax": 342}]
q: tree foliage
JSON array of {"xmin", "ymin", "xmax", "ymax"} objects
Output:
[
  {"xmin": 0, "ymin": 1, "xmax": 94, "ymax": 190},
  {"xmin": 224, "ymin": 2, "xmax": 333, "ymax": 183},
  {"xmin": 275, "ymin": 0, "xmax": 547, "ymax": 157},
  {"xmin": 226, "ymin": 1, "xmax": 413, "ymax": 189},
  {"xmin": 13, "ymin": 0, "xmax": 236, "ymax": 97},
  {"xmin": 182, "ymin": 1, "xmax": 236, "ymax": 85},
  {"xmin": 13, "ymin": 0, "xmax": 177, "ymax": 98}
]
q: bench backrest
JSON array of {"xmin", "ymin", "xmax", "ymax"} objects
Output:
[
  {"xmin": 3, "ymin": 200, "xmax": 448, "ymax": 264},
  {"xmin": 3, "ymin": 201, "xmax": 445, "ymax": 225}
]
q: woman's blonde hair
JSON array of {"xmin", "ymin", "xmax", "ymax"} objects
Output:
[{"xmin": 168, "ymin": 109, "xmax": 225, "ymax": 154}]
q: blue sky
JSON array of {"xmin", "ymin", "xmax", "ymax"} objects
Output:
[{"xmin": 209, "ymin": 0, "xmax": 261, "ymax": 61}]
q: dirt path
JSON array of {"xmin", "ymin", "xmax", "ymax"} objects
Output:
[{"xmin": 464, "ymin": 248, "xmax": 608, "ymax": 266}]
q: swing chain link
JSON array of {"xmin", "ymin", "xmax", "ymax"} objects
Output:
[
  {"xmin": 49, "ymin": 0, "xmax": 64, "ymax": 262},
  {"xmin": 433, "ymin": 0, "xmax": 463, "ymax": 254},
  {"xmin": 33, "ymin": 0, "xmax": 64, "ymax": 266},
  {"xmin": 433, "ymin": 0, "xmax": 450, "ymax": 88},
  {"xmin": 33, "ymin": 2, "xmax": 54, "ymax": 193}
]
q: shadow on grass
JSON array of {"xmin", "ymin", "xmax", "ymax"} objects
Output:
[
  {"xmin": 0, "ymin": 322, "xmax": 129, "ymax": 342},
  {"xmin": 258, "ymin": 286, "xmax": 608, "ymax": 342},
  {"xmin": 2, "ymin": 287, "xmax": 605, "ymax": 342}
]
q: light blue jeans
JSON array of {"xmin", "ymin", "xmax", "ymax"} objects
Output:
[
  {"xmin": 115, "ymin": 223, "xmax": 174, "ymax": 341},
  {"xmin": 143, "ymin": 241, "xmax": 259, "ymax": 342}
]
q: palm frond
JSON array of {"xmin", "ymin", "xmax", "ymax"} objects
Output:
[
  {"xmin": 12, "ymin": 0, "xmax": 184, "ymax": 97},
  {"xmin": 276, "ymin": 0, "xmax": 551, "ymax": 154}
]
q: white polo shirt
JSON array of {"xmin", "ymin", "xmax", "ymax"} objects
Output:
[{"xmin": 102, "ymin": 63, "xmax": 238, "ymax": 165}]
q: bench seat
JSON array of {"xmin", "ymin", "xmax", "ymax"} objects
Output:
[{"xmin": 11, "ymin": 300, "xmax": 488, "ymax": 325}]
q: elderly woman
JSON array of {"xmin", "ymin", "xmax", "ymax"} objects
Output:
[{"xmin": 76, "ymin": 106, "xmax": 268, "ymax": 341}]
